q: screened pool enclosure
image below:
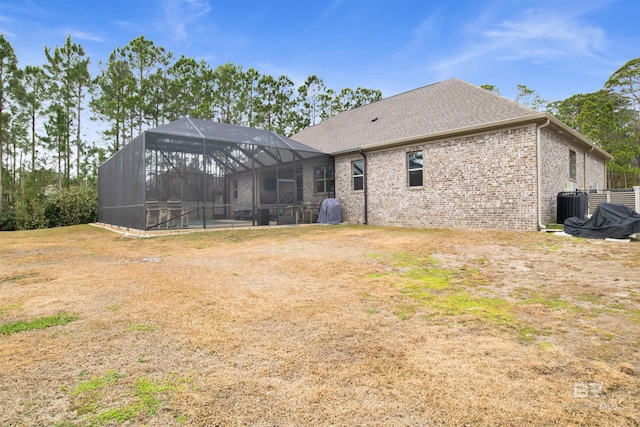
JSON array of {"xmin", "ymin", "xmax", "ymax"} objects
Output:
[{"xmin": 98, "ymin": 118, "xmax": 334, "ymax": 230}]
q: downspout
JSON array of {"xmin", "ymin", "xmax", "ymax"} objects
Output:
[
  {"xmin": 536, "ymin": 119, "xmax": 551, "ymax": 230},
  {"xmin": 359, "ymin": 149, "xmax": 368, "ymax": 225}
]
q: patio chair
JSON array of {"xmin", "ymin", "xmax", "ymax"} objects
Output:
[
  {"xmin": 145, "ymin": 199, "xmax": 164, "ymax": 229},
  {"xmin": 166, "ymin": 198, "xmax": 187, "ymax": 229}
]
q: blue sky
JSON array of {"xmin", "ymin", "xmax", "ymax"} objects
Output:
[{"xmin": 0, "ymin": 0, "xmax": 638, "ymax": 104}]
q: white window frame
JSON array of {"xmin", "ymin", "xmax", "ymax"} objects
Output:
[
  {"xmin": 352, "ymin": 160, "xmax": 364, "ymax": 191},
  {"xmin": 407, "ymin": 151, "xmax": 423, "ymax": 187}
]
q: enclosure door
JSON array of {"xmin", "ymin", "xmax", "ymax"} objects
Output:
[{"xmin": 277, "ymin": 179, "xmax": 296, "ymax": 225}]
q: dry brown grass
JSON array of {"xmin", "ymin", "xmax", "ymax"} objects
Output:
[{"xmin": 0, "ymin": 224, "xmax": 639, "ymax": 426}]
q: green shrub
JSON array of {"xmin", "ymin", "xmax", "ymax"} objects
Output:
[
  {"xmin": 14, "ymin": 198, "xmax": 49, "ymax": 230},
  {"xmin": 45, "ymin": 186, "xmax": 98, "ymax": 227},
  {"xmin": 0, "ymin": 206, "xmax": 16, "ymax": 231},
  {"xmin": 11, "ymin": 185, "xmax": 98, "ymax": 230}
]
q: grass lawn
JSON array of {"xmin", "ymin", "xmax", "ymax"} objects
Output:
[{"xmin": 0, "ymin": 224, "xmax": 639, "ymax": 426}]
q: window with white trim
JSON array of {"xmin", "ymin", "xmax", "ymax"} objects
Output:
[
  {"xmin": 352, "ymin": 160, "xmax": 364, "ymax": 191},
  {"xmin": 408, "ymin": 151, "xmax": 423, "ymax": 187},
  {"xmin": 569, "ymin": 150, "xmax": 577, "ymax": 181}
]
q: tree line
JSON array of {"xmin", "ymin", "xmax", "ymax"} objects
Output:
[
  {"xmin": 546, "ymin": 60, "xmax": 640, "ymax": 188},
  {"xmin": 482, "ymin": 60, "xmax": 640, "ymax": 188},
  {"xmin": 0, "ymin": 34, "xmax": 382, "ymax": 221},
  {"xmin": 0, "ymin": 33, "xmax": 638, "ymax": 230}
]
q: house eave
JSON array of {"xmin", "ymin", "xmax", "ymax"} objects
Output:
[
  {"xmin": 332, "ymin": 113, "xmax": 613, "ymax": 161},
  {"xmin": 543, "ymin": 115, "xmax": 613, "ymax": 161}
]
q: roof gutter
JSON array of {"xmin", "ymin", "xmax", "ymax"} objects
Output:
[
  {"xmin": 537, "ymin": 119, "xmax": 551, "ymax": 230},
  {"xmin": 359, "ymin": 149, "xmax": 368, "ymax": 225}
]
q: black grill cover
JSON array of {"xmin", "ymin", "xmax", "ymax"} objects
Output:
[{"xmin": 564, "ymin": 203, "xmax": 640, "ymax": 239}]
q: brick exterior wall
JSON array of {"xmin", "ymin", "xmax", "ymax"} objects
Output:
[
  {"xmin": 586, "ymin": 153, "xmax": 606, "ymax": 191},
  {"xmin": 334, "ymin": 124, "xmax": 608, "ymax": 231},
  {"xmin": 540, "ymin": 129, "xmax": 576, "ymax": 224},
  {"xmin": 336, "ymin": 126, "xmax": 539, "ymax": 230},
  {"xmin": 539, "ymin": 128, "xmax": 606, "ymax": 224},
  {"xmin": 541, "ymin": 128, "xmax": 606, "ymax": 224},
  {"xmin": 335, "ymin": 153, "xmax": 365, "ymax": 224}
]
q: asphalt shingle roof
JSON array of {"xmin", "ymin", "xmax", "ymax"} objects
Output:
[{"xmin": 292, "ymin": 78, "xmax": 540, "ymax": 154}]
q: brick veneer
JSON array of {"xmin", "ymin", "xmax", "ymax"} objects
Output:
[
  {"xmin": 334, "ymin": 124, "xmax": 607, "ymax": 231},
  {"xmin": 540, "ymin": 128, "xmax": 606, "ymax": 224}
]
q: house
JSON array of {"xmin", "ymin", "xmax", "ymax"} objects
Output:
[
  {"xmin": 98, "ymin": 79, "xmax": 612, "ymax": 232},
  {"xmin": 292, "ymin": 78, "xmax": 612, "ymax": 231}
]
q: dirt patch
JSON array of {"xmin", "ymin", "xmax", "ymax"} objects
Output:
[{"xmin": 0, "ymin": 224, "xmax": 638, "ymax": 425}]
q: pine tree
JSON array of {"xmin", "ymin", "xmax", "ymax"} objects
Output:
[
  {"xmin": 118, "ymin": 36, "xmax": 172, "ymax": 134},
  {"xmin": 0, "ymin": 35, "xmax": 21, "ymax": 208},
  {"xmin": 166, "ymin": 55, "xmax": 204, "ymax": 121},
  {"xmin": 297, "ymin": 75, "xmax": 326, "ymax": 127},
  {"xmin": 44, "ymin": 35, "xmax": 90, "ymax": 182},
  {"xmin": 90, "ymin": 51, "xmax": 135, "ymax": 153},
  {"xmin": 19, "ymin": 66, "xmax": 47, "ymax": 174}
]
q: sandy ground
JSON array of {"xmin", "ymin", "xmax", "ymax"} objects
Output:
[{"xmin": 0, "ymin": 224, "xmax": 638, "ymax": 426}]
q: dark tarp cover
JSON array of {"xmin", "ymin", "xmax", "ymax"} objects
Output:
[
  {"xmin": 564, "ymin": 203, "xmax": 640, "ymax": 239},
  {"xmin": 317, "ymin": 198, "xmax": 342, "ymax": 224}
]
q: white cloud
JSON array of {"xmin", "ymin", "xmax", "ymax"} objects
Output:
[
  {"xmin": 160, "ymin": 0, "xmax": 212, "ymax": 42},
  {"xmin": 483, "ymin": 10, "xmax": 605, "ymax": 59},
  {"xmin": 0, "ymin": 26, "xmax": 16, "ymax": 38},
  {"xmin": 114, "ymin": 20, "xmax": 138, "ymax": 31},
  {"xmin": 317, "ymin": 0, "xmax": 346, "ymax": 23},
  {"xmin": 62, "ymin": 29, "xmax": 105, "ymax": 43},
  {"xmin": 413, "ymin": 11, "xmax": 442, "ymax": 40},
  {"xmin": 0, "ymin": 1, "xmax": 47, "ymax": 17},
  {"xmin": 431, "ymin": 8, "xmax": 607, "ymax": 74},
  {"xmin": 391, "ymin": 9, "xmax": 443, "ymax": 62}
]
